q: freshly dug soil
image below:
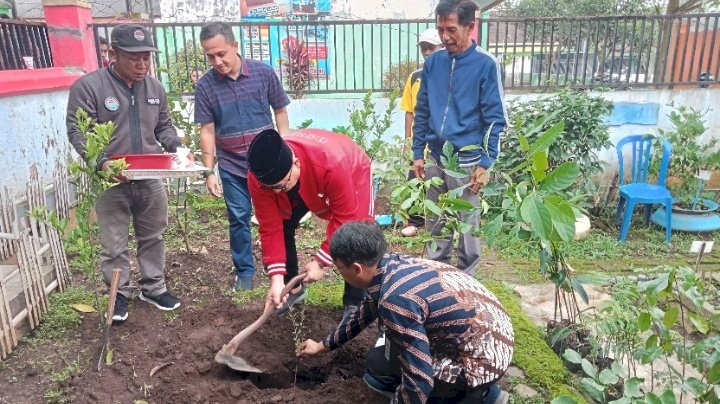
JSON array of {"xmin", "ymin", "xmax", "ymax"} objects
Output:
[{"xmin": 0, "ymin": 211, "xmax": 385, "ymax": 404}]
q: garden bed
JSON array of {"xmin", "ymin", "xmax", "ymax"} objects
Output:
[{"xmin": 0, "ymin": 246, "xmax": 384, "ymax": 404}]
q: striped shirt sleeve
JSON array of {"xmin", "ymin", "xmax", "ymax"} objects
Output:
[{"xmin": 322, "ymin": 296, "xmax": 377, "ymax": 350}]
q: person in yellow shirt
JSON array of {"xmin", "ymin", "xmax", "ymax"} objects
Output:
[{"xmin": 399, "ymin": 28, "xmax": 443, "ymax": 237}]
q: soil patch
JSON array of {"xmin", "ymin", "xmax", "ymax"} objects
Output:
[{"xmin": 0, "ymin": 209, "xmax": 384, "ymax": 404}]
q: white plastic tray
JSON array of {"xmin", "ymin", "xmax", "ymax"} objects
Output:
[{"xmin": 122, "ymin": 163, "xmax": 208, "ymax": 180}]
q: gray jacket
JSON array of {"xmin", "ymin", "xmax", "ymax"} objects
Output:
[{"xmin": 66, "ymin": 66, "xmax": 179, "ymax": 165}]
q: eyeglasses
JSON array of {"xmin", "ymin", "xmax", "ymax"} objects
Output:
[{"xmin": 262, "ymin": 169, "xmax": 292, "ymax": 191}]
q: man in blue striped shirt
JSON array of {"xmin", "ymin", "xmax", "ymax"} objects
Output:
[
  {"xmin": 195, "ymin": 22, "xmax": 290, "ymax": 290},
  {"xmin": 298, "ymin": 221, "xmax": 513, "ymax": 403}
]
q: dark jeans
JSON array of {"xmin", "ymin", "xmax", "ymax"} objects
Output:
[
  {"xmin": 219, "ymin": 168, "xmax": 255, "ymax": 281},
  {"xmin": 365, "ymin": 345, "xmax": 497, "ymax": 403},
  {"xmin": 282, "ymin": 196, "xmax": 365, "ymax": 307}
]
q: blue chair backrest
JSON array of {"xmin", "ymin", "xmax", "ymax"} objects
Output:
[{"xmin": 616, "ymin": 134, "xmax": 672, "ymax": 186}]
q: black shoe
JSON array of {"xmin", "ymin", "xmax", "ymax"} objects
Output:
[
  {"xmin": 112, "ymin": 294, "xmax": 129, "ymax": 322},
  {"xmin": 275, "ymin": 282, "xmax": 307, "ymax": 316},
  {"xmin": 139, "ymin": 291, "xmax": 181, "ymax": 311}
]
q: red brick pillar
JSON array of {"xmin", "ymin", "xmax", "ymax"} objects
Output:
[{"xmin": 41, "ymin": 0, "xmax": 98, "ymax": 72}]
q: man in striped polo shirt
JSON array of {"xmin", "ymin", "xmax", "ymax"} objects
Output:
[
  {"xmin": 195, "ymin": 22, "xmax": 290, "ymax": 290},
  {"xmin": 299, "ymin": 221, "xmax": 513, "ymax": 403}
]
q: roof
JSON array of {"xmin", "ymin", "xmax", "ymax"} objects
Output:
[{"xmin": 15, "ymin": 0, "xmax": 160, "ymax": 20}]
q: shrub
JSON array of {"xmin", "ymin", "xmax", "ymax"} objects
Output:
[
  {"xmin": 654, "ymin": 103, "xmax": 720, "ymax": 203},
  {"xmin": 164, "ymin": 40, "xmax": 207, "ymax": 94},
  {"xmin": 382, "ymin": 59, "xmax": 423, "ymax": 94},
  {"xmin": 496, "ymin": 90, "xmax": 613, "ymax": 209}
]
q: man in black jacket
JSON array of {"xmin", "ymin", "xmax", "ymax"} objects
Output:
[{"xmin": 66, "ymin": 24, "xmax": 184, "ymax": 322}]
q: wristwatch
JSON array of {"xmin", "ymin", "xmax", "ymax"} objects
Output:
[{"xmin": 202, "ymin": 170, "xmax": 215, "ymax": 179}]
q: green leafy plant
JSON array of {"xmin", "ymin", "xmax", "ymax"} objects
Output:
[
  {"xmin": 559, "ymin": 348, "xmax": 643, "ymax": 403},
  {"xmin": 33, "ymin": 109, "xmax": 125, "ymax": 279},
  {"xmin": 497, "ymin": 90, "xmax": 613, "ymax": 211},
  {"xmin": 586, "ymin": 279, "xmax": 643, "ymax": 374},
  {"xmin": 555, "ymin": 266, "xmax": 720, "ymax": 404},
  {"xmin": 484, "ymin": 117, "xmax": 587, "ymax": 324},
  {"xmin": 654, "ymin": 103, "xmax": 720, "ymax": 207},
  {"xmin": 333, "ymin": 90, "xmax": 401, "ymax": 161},
  {"xmin": 296, "ymin": 118, "xmax": 313, "ymax": 129},
  {"xmin": 162, "ymin": 40, "xmax": 207, "ymax": 94}
]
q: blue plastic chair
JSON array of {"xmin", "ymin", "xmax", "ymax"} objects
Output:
[{"xmin": 615, "ymin": 134, "xmax": 673, "ymax": 243}]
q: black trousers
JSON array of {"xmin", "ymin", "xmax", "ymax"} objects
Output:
[
  {"xmin": 365, "ymin": 345, "xmax": 494, "ymax": 403},
  {"xmin": 282, "ymin": 197, "xmax": 365, "ymax": 307}
]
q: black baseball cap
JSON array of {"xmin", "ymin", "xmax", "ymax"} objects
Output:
[{"xmin": 111, "ymin": 24, "xmax": 160, "ymax": 53}]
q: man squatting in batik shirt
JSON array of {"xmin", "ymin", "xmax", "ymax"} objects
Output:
[{"xmin": 298, "ymin": 221, "xmax": 514, "ymax": 404}]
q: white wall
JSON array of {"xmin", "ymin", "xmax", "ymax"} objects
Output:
[
  {"xmin": 0, "ymin": 91, "xmax": 71, "ymax": 197},
  {"xmin": 283, "ymin": 87, "xmax": 720, "ymax": 187}
]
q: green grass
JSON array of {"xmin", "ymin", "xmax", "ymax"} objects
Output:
[
  {"xmin": 29, "ymin": 287, "xmax": 96, "ymax": 343},
  {"xmin": 48, "ymin": 356, "xmax": 82, "ymax": 383},
  {"xmin": 306, "ymin": 278, "xmax": 344, "ymax": 309},
  {"xmin": 484, "ymin": 281, "xmax": 586, "ymax": 403},
  {"xmin": 493, "ymin": 227, "xmax": 719, "ymax": 279},
  {"xmin": 44, "ymin": 389, "xmax": 70, "ymax": 404},
  {"xmin": 226, "ymin": 286, "xmax": 269, "ymax": 308},
  {"xmin": 189, "ymin": 193, "xmax": 227, "ymax": 212}
]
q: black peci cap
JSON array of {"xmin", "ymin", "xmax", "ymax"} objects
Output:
[{"xmin": 248, "ymin": 129, "xmax": 294, "ymax": 185}]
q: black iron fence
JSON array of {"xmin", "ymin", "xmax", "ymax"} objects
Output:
[
  {"xmin": 0, "ymin": 20, "xmax": 53, "ymax": 71},
  {"xmin": 481, "ymin": 13, "xmax": 719, "ymax": 89},
  {"xmin": 93, "ymin": 13, "xmax": 719, "ymax": 95},
  {"xmin": 93, "ymin": 20, "xmax": 435, "ymax": 96}
]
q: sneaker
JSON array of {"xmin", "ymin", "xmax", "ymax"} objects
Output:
[
  {"xmin": 139, "ymin": 291, "xmax": 181, "ymax": 311},
  {"xmin": 363, "ymin": 372, "xmax": 395, "ymax": 399},
  {"xmin": 235, "ymin": 276, "xmax": 253, "ymax": 291},
  {"xmin": 275, "ymin": 282, "xmax": 307, "ymax": 316},
  {"xmin": 400, "ymin": 225, "xmax": 418, "ymax": 237},
  {"xmin": 112, "ymin": 294, "xmax": 129, "ymax": 322}
]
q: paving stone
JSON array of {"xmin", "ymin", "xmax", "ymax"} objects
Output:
[
  {"xmin": 505, "ymin": 366, "xmax": 524, "ymax": 378},
  {"xmin": 514, "ymin": 383, "xmax": 539, "ymax": 398}
]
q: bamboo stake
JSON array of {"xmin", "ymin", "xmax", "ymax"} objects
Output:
[{"xmin": 0, "ymin": 279, "xmax": 11, "ymax": 358}]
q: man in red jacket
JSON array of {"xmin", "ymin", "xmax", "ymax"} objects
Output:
[{"xmin": 247, "ymin": 129, "xmax": 374, "ymax": 316}]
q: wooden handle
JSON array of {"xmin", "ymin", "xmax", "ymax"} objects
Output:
[
  {"xmin": 222, "ymin": 274, "xmax": 306, "ymax": 355},
  {"xmin": 105, "ymin": 269, "xmax": 122, "ymax": 326}
]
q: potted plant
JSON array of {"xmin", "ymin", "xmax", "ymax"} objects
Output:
[{"xmin": 650, "ymin": 103, "xmax": 720, "ymax": 232}]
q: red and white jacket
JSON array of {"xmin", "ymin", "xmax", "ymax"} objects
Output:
[{"xmin": 248, "ymin": 129, "xmax": 374, "ymax": 278}]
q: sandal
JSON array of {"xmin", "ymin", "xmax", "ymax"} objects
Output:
[
  {"xmin": 275, "ymin": 282, "xmax": 307, "ymax": 316},
  {"xmin": 400, "ymin": 225, "xmax": 418, "ymax": 237}
]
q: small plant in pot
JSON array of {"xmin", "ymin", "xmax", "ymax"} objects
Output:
[{"xmin": 649, "ymin": 103, "xmax": 720, "ymax": 232}]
